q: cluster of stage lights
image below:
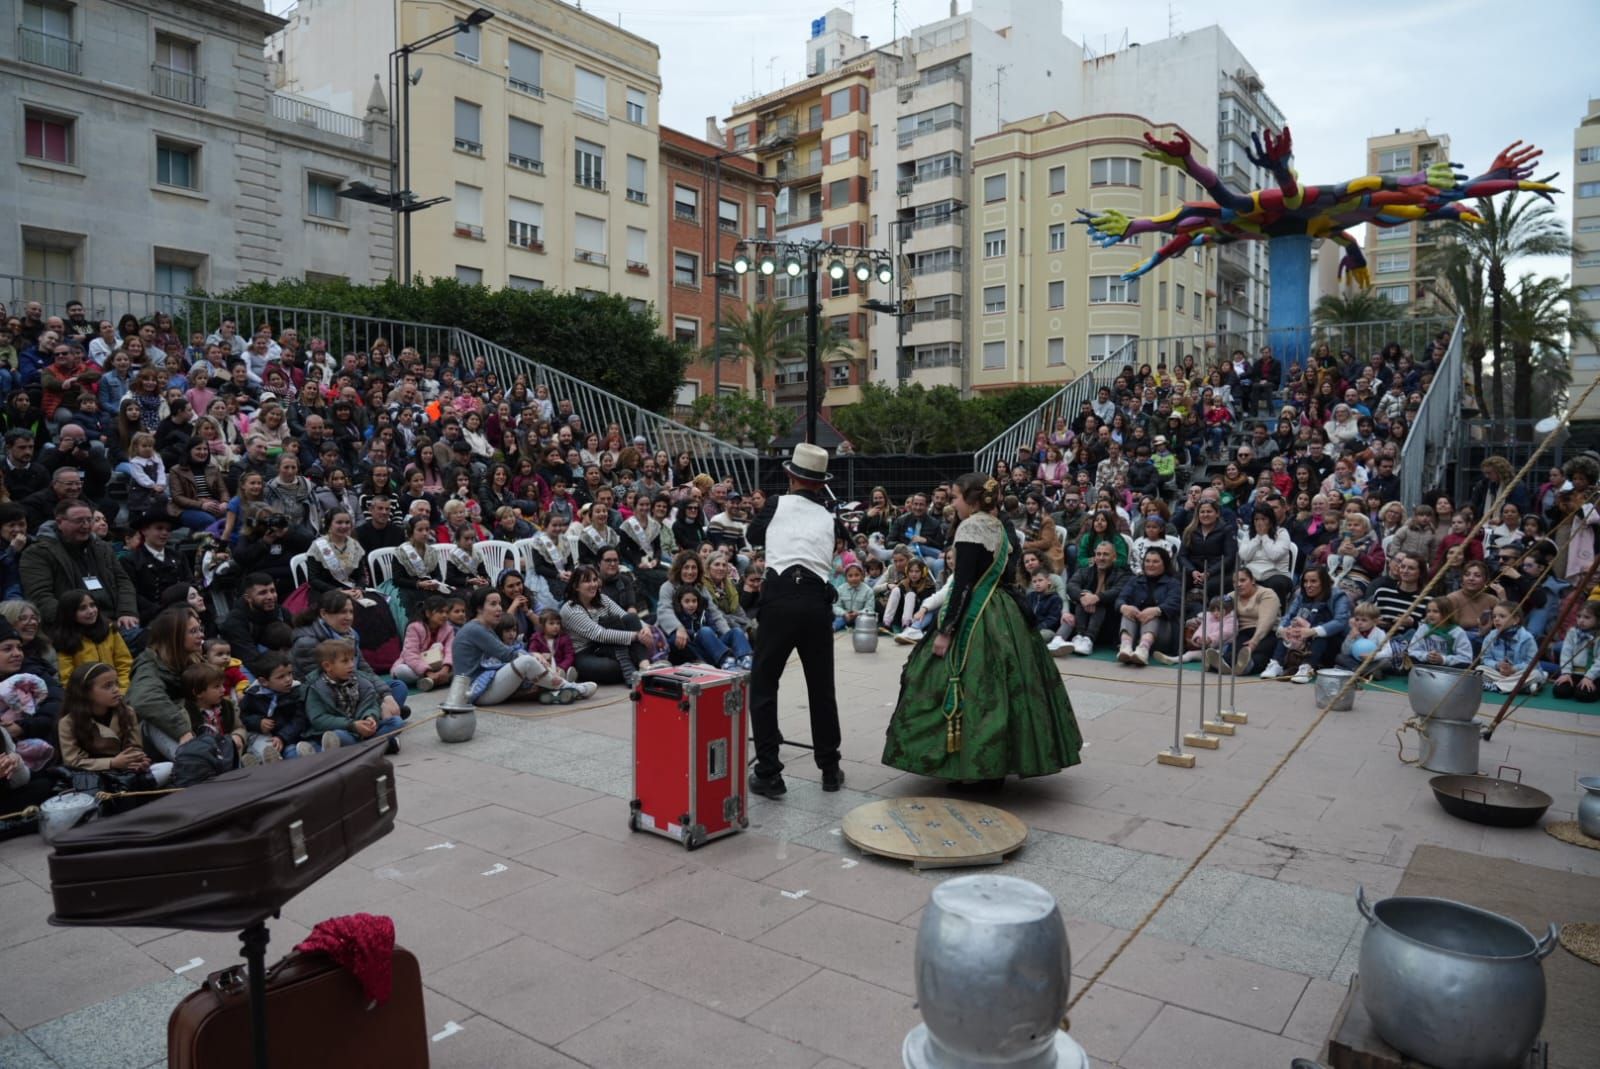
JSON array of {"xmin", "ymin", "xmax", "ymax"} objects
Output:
[{"xmin": 730, "ymin": 245, "xmax": 893, "ymax": 285}]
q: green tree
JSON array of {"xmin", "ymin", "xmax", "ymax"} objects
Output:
[
  {"xmin": 830, "ymin": 382, "xmax": 1060, "ymax": 454},
  {"xmin": 202, "ymin": 276, "xmax": 691, "ymax": 412},
  {"xmin": 706, "ymin": 303, "xmax": 803, "ymax": 403},
  {"xmin": 1424, "ymin": 192, "xmax": 1579, "ymax": 421},
  {"xmin": 1313, "ymin": 290, "xmax": 1404, "ymax": 327},
  {"xmin": 688, "ymin": 394, "xmax": 793, "ymax": 445},
  {"xmin": 1497, "ymin": 273, "xmax": 1597, "ymax": 423}
]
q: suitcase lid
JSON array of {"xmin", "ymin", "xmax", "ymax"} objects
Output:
[{"xmin": 636, "ymin": 664, "xmax": 743, "ymax": 700}]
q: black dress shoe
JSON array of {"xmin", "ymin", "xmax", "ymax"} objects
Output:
[
  {"xmin": 749, "ymin": 771, "xmax": 787, "ymax": 798},
  {"xmin": 384, "ymin": 737, "xmax": 401, "ymax": 756},
  {"xmin": 820, "ymin": 767, "xmax": 846, "ymax": 792}
]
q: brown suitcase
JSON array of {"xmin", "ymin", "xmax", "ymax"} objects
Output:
[
  {"xmin": 47, "ymin": 741, "xmax": 398, "ymax": 931},
  {"xmin": 167, "ymin": 946, "xmax": 429, "ymax": 1068}
]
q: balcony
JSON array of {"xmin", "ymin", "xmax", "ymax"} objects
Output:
[
  {"xmin": 454, "ymin": 223, "xmax": 485, "ymax": 240},
  {"xmin": 626, "ymin": 188, "xmax": 648, "ymax": 204},
  {"xmin": 508, "ymin": 154, "xmax": 543, "ymax": 174},
  {"xmin": 776, "ymin": 158, "xmax": 823, "ymax": 183},
  {"xmin": 270, "ymin": 94, "xmax": 366, "ymax": 140},
  {"xmin": 508, "ymin": 78, "xmax": 544, "ymax": 98},
  {"xmin": 151, "ymin": 64, "xmax": 204, "ymax": 106},
  {"xmin": 17, "ymin": 27, "xmax": 79, "ymax": 74},
  {"xmin": 574, "ymin": 99, "xmax": 607, "ymax": 122},
  {"xmin": 770, "ymin": 116, "xmax": 798, "ymax": 139},
  {"xmin": 574, "ymin": 249, "xmax": 608, "ymax": 266},
  {"xmin": 454, "ymin": 137, "xmax": 483, "ymax": 156},
  {"xmin": 626, "ymin": 260, "xmax": 649, "ymax": 275},
  {"xmin": 775, "ymin": 209, "xmax": 822, "ymax": 228},
  {"xmin": 574, "ymin": 175, "xmax": 606, "ymax": 193},
  {"xmin": 674, "ymin": 205, "xmax": 698, "ymax": 223},
  {"xmin": 508, "ymin": 222, "xmax": 542, "ymax": 250}
]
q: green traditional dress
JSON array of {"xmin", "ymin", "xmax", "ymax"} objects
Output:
[{"xmin": 882, "ymin": 511, "xmax": 1082, "ymax": 780}]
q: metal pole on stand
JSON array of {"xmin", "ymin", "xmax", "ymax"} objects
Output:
[
  {"xmin": 1204, "ymin": 583, "xmax": 1237, "ymax": 737},
  {"xmin": 1219, "ymin": 582, "xmax": 1247, "ymax": 726},
  {"xmin": 240, "ymin": 921, "xmax": 271, "ymax": 1069},
  {"xmin": 1184, "ymin": 563, "xmax": 1221, "ymax": 751},
  {"xmin": 1156, "ymin": 558, "xmax": 1196, "ymax": 768}
]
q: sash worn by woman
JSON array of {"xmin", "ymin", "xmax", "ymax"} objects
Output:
[{"xmin": 883, "ymin": 474, "xmax": 1082, "ymax": 783}]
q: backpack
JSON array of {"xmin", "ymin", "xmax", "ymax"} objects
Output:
[{"xmin": 170, "ymin": 734, "xmax": 235, "ymax": 787}]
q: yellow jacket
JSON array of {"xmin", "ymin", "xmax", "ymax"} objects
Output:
[{"xmin": 58, "ymin": 631, "xmax": 135, "ymax": 691}]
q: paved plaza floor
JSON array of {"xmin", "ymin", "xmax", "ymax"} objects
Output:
[{"xmin": 2, "ymin": 638, "xmax": 1598, "ymax": 1068}]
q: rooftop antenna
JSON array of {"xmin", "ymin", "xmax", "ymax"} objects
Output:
[
  {"xmin": 1168, "ymin": 2, "xmax": 1180, "ymax": 36},
  {"xmin": 766, "ymin": 54, "xmax": 780, "ymax": 91},
  {"xmin": 992, "ymin": 63, "xmax": 1009, "ymax": 127}
]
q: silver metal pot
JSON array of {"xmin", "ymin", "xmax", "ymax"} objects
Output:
[
  {"xmin": 1418, "ymin": 717, "xmax": 1480, "ymax": 775},
  {"xmin": 1408, "ymin": 664, "xmax": 1483, "ymax": 722},
  {"xmin": 1314, "ymin": 668, "xmax": 1356, "ymax": 710},
  {"xmin": 1356, "ymin": 887, "xmax": 1555, "ymax": 1069},
  {"xmin": 39, "ymin": 791, "xmax": 99, "ymax": 844},
  {"xmin": 1579, "ymin": 775, "xmax": 1600, "ymax": 839},
  {"xmin": 435, "ymin": 709, "xmax": 477, "ymax": 743},
  {"xmin": 853, "ymin": 612, "xmax": 880, "ymax": 654}
]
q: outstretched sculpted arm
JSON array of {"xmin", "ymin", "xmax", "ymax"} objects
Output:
[
  {"xmin": 1246, "ymin": 127, "xmax": 1300, "ymax": 202},
  {"xmin": 1328, "ymin": 231, "xmax": 1371, "ymax": 290},
  {"xmin": 1142, "ymin": 131, "xmax": 1252, "ymax": 212}
]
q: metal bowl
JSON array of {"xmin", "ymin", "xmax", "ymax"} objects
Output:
[{"xmin": 1430, "ymin": 772, "xmax": 1552, "ymax": 828}]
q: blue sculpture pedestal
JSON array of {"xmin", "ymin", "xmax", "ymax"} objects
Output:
[{"xmin": 1267, "ymin": 233, "xmax": 1313, "ymax": 369}]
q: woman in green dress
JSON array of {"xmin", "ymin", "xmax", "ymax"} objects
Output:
[{"xmin": 883, "ymin": 474, "xmax": 1083, "ymax": 785}]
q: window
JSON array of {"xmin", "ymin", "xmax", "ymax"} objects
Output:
[
  {"xmin": 673, "ymin": 185, "xmax": 698, "ymax": 221},
  {"xmin": 827, "ymin": 177, "xmax": 851, "ymax": 209},
  {"xmin": 1047, "ymin": 280, "xmax": 1064, "ymax": 309},
  {"xmin": 575, "ymin": 139, "xmax": 605, "ymax": 190},
  {"xmin": 983, "ymin": 286, "xmax": 1005, "ymax": 314},
  {"xmin": 1177, "ymin": 174, "xmax": 1187, "ymax": 199},
  {"xmin": 153, "ymin": 34, "xmax": 201, "ymax": 105},
  {"xmin": 156, "ymin": 140, "xmax": 198, "ymax": 190},
  {"xmin": 1048, "ymin": 165, "xmax": 1066, "ymax": 195},
  {"xmin": 574, "ymin": 67, "xmax": 606, "ymax": 119},
  {"xmin": 454, "ymin": 21, "xmax": 480, "ymax": 61},
  {"xmin": 731, "ymin": 124, "xmax": 750, "ymax": 150},
  {"xmin": 1579, "ymin": 181, "xmax": 1600, "ymax": 199},
  {"xmin": 912, "ymin": 248, "xmax": 961, "ymax": 275},
  {"xmin": 1579, "ymin": 250, "xmax": 1600, "ymax": 269},
  {"xmin": 1374, "ymin": 284, "xmax": 1410, "ymax": 304},
  {"xmin": 508, "ymin": 275, "xmax": 543, "ymax": 292},
  {"xmin": 625, "ymin": 87, "xmax": 647, "ymax": 125},
  {"xmin": 307, "ymin": 175, "xmax": 340, "ymax": 219},
  {"xmin": 19, "ymin": 1, "xmax": 76, "ymax": 73},
  {"xmin": 574, "ymin": 214, "xmax": 606, "ymax": 263},
  {"xmin": 453, "ymin": 183, "xmax": 483, "ymax": 238},
  {"xmin": 828, "ymin": 87, "xmax": 851, "ymax": 116},
  {"xmin": 1089, "ymin": 276, "xmax": 1139, "ymax": 304},
  {"xmin": 508, "ymin": 117, "xmax": 543, "ymax": 171},
  {"xmin": 508, "ymin": 197, "xmax": 544, "ymax": 248},
  {"xmin": 983, "ymin": 173, "xmax": 1006, "ymax": 202},
  {"xmin": 455, "ymin": 265, "xmax": 483, "ymax": 285},
  {"xmin": 1175, "ymin": 283, "xmax": 1186, "ymax": 312},
  {"xmin": 983, "ymin": 229, "xmax": 1005, "ymax": 258},
  {"xmin": 673, "ymin": 317, "xmax": 699, "ymax": 346},
  {"xmin": 508, "ymin": 41, "xmax": 542, "ymax": 95},
  {"xmin": 1375, "ymin": 251, "xmax": 1410, "ymax": 274},
  {"xmin": 1089, "ymin": 157, "xmax": 1141, "ymax": 186},
  {"xmin": 829, "ymin": 273, "xmax": 849, "ymax": 298},
  {"xmin": 1580, "ymin": 146, "xmax": 1600, "ymax": 165},
  {"xmin": 829, "ymin": 133, "xmax": 852, "ymax": 161},
  {"xmin": 1158, "ymin": 281, "xmax": 1167, "ymax": 310},
  {"xmin": 453, "ymin": 100, "xmax": 481, "ymax": 154},
  {"xmin": 1578, "ymin": 216, "xmax": 1600, "ymax": 233},
  {"xmin": 830, "ymin": 364, "xmax": 850, "ymax": 388},
  {"xmin": 1377, "ymin": 222, "xmax": 1411, "ymax": 241},
  {"xmin": 1048, "ymin": 223, "xmax": 1065, "ymax": 252},
  {"xmin": 913, "ymin": 152, "xmax": 960, "ymax": 183},
  {"xmin": 1047, "ymin": 338, "xmax": 1065, "ymax": 366},
  {"xmin": 808, "ymin": 103, "xmax": 823, "ymax": 130},
  {"xmin": 982, "ymin": 341, "xmax": 1005, "ymax": 370},
  {"xmin": 22, "ymin": 235, "xmax": 77, "ymax": 305},
  {"xmin": 1377, "ymin": 149, "xmax": 1412, "ymax": 173},
  {"xmin": 1193, "ymin": 290, "xmax": 1202, "ymax": 317},
  {"xmin": 154, "ymin": 260, "xmax": 196, "ymax": 295},
  {"xmin": 674, "ymin": 251, "xmax": 699, "ymax": 288},
  {"xmin": 718, "ymin": 198, "xmax": 738, "ymax": 232},
  {"xmin": 756, "ymin": 204, "xmax": 769, "ymax": 237},
  {"xmin": 1577, "ymin": 285, "xmax": 1600, "ymax": 302},
  {"xmin": 23, "ymin": 109, "xmax": 73, "ymax": 164},
  {"xmin": 626, "ymin": 156, "xmax": 647, "ymax": 203},
  {"xmin": 913, "ymin": 345, "xmax": 960, "ymax": 369},
  {"xmin": 896, "ymin": 103, "xmax": 962, "ymax": 142},
  {"xmin": 1087, "ymin": 334, "xmax": 1137, "ymax": 363},
  {"xmin": 626, "ymin": 226, "xmax": 648, "ymax": 269}
]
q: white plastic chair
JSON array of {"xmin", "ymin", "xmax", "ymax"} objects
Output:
[
  {"xmin": 366, "ymin": 547, "xmax": 397, "ymax": 585},
  {"xmin": 290, "ymin": 553, "xmax": 309, "ymax": 589},
  {"xmin": 513, "ymin": 537, "xmax": 541, "ymax": 574},
  {"xmin": 424, "ymin": 543, "xmax": 451, "ymax": 582},
  {"xmin": 475, "ymin": 539, "xmax": 518, "ymax": 579}
]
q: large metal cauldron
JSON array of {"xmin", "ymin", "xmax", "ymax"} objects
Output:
[
  {"xmin": 853, "ymin": 612, "xmax": 880, "ymax": 654},
  {"xmin": 1356, "ymin": 887, "xmax": 1555, "ymax": 1069},
  {"xmin": 1408, "ymin": 664, "xmax": 1483, "ymax": 722}
]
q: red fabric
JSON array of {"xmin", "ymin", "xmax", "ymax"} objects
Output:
[{"xmin": 296, "ymin": 913, "xmax": 396, "ymax": 1004}]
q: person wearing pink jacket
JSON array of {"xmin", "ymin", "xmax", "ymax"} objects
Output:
[{"xmin": 392, "ymin": 596, "xmax": 455, "ymax": 691}]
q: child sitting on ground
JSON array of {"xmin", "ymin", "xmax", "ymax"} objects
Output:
[
  {"xmin": 1405, "ymin": 598, "xmax": 1474, "ymax": 669},
  {"xmin": 1335, "ymin": 602, "xmax": 1391, "ymax": 675},
  {"xmin": 239, "ymin": 651, "xmax": 314, "ymax": 759},
  {"xmin": 1159, "ymin": 595, "xmax": 1235, "ymax": 665},
  {"xmin": 57, "ymin": 661, "xmax": 172, "ymax": 785},
  {"xmin": 1552, "ymin": 600, "xmax": 1600, "ymax": 702},
  {"xmin": 833, "ymin": 563, "xmax": 875, "ymax": 632},
  {"xmin": 1477, "ymin": 600, "xmax": 1546, "ymax": 694},
  {"xmin": 305, "ymin": 639, "xmax": 405, "ymax": 753},
  {"xmin": 395, "ymin": 595, "xmax": 455, "ymax": 692},
  {"xmin": 0, "ymin": 672, "xmax": 56, "ymax": 772},
  {"xmin": 1026, "ymin": 571, "xmax": 1064, "ymax": 642},
  {"xmin": 882, "ymin": 557, "xmax": 935, "ymax": 636},
  {"xmin": 182, "ymin": 662, "xmax": 251, "ymax": 766},
  {"xmin": 527, "ymin": 609, "xmax": 577, "ymax": 682},
  {"xmin": 202, "ymin": 638, "xmax": 250, "ymax": 697}
]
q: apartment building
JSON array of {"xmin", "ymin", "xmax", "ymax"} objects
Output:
[
  {"xmin": 968, "ymin": 113, "xmax": 1215, "ymax": 390},
  {"xmin": 272, "ymin": 0, "xmax": 662, "ymax": 306},
  {"xmin": 659, "ymin": 126, "xmax": 776, "ymax": 405},
  {"xmin": 1363, "ymin": 127, "xmax": 1453, "ymax": 310},
  {"xmin": 1572, "ymin": 99, "xmax": 1600, "ymax": 419},
  {"xmin": 4, "ymin": 0, "xmax": 393, "ymax": 304}
]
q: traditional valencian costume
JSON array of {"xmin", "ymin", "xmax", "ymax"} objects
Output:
[{"xmin": 883, "ymin": 482, "xmax": 1082, "ymax": 781}]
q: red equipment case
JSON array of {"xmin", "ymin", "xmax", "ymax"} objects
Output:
[{"xmin": 630, "ymin": 664, "xmax": 748, "ymax": 849}]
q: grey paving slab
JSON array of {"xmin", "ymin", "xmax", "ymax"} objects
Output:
[
  {"xmin": 279, "ymin": 851, "xmax": 415, "ymax": 926},
  {"xmin": 475, "ymin": 874, "xmax": 676, "ymax": 959},
  {"xmin": 559, "ymin": 990, "xmax": 829, "ymax": 1069},
  {"xmin": 746, "ymin": 968, "xmax": 921, "ymax": 1069},
  {"xmin": 484, "ymin": 773, "xmax": 607, "ymax": 817},
  {"xmin": 755, "ymin": 901, "xmax": 920, "ymax": 997},
  {"xmin": 382, "ymin": 889, "xmax": 522, "ymax": 972},
  {"xmin": 427, "ymin": 1014, "xmax": 587, "ymax": 1069},
  {"xmin": 1099, "ymin": 934, "xmax": 1310, "ymax": 1034},
  {"xmin": 421, "ymin": 803, "xmax": 580, "ymax": 856},
  {"xmin": 743, "ymin": 798, "xmax": 843, "ymax": 842},
  {"xmin": 385, "ymin": 777, "xmax": 491, "ymax": 822},
  {"xmin": 0, "ymin": 878, "xmax": 60, "ymax": 952},
  {"xmin": 1016, "ymin": 830, "xmax": 1144, "ymax": 881},
  {"xmin": 599, "ymin": 919, "xmax": 819, "ymax": 1018},
  {"xmin": 1118, "ymin": 1003, "xmax": 1317, "ymax": 1069},
  {"xmin": 372, "ymin": 840, "xmax": 553, "ymax": 909},
  {"xmin": 762, "ymin": 851, "xmax": 934, "ymax": 923},
  {"xmin": 700, "ymin": 831, "xmax": 823, "ymax": 882},
  {"xmin": 1063, "ymin": 981, "xmax": 1164, "ymax": 1066},
  {"xmin": 0, "ymin": 927, "xmax": 170, "ymax": 1030},
  {"xmin": 517, "ymin": 831, "xmax": 688, "ymax": 894},
  {"xmin": 621, "ymin": 862, "xmax": 817, "ymax": 940},
  {"xmin": 24, "ymin": 976, "xmax": 194, "ymax": 1069},
  {"xmin": 0, "ymin": 1035, "xmax": 57, "ymax": 1069},
  {"xmin": 139, "ymin": 919, "xmax": 312, "ymax": 973},
  {"xmin": 342, "ymin": 818, "xmax": 463, "ymax": 870},
  {"xmin": 1284, "ymin": 977, "xmax": 1352, "ymax": 1046}
]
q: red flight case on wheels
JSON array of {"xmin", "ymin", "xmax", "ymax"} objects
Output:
[{"xmin": 629, "ymin": 664, "xmax": 748, "ymax": 849}]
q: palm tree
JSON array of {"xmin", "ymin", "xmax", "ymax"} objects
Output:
[
  {"xmin": 1424, "ymin": 191, "xmax": 1578, "ymax": 421},
  {"xmin": 1497, "ymin": 273, "xmax": 1598, "ymax": 426},
  {"xmin": 1313, "ymin": 290, "xmax": 1403, "ymax": 327},
  {"xmin": 705, "ymin": 303, "xmax": 802, "ymax": 403}
]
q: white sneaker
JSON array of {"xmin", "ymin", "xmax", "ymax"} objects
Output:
[
  {"xmin": 262, "ymin": 743, "xmax": 283, "ymax": 763},
  {"xmin": 566, "ymin": 681, "xmax": 600, "ymax": 700},
  {"xmin": 1291, "ymin": 664, "xmax": 1315, "ymax": 684},
  {"xmin": 1046, "ymin": 636, "xmax": 1070, "ymax": 654},
  {"xmin": 1261, "ymin": 660, "xmax": 1284, "ymax": 680},
  {"xmin": 1072, "ymin": 636, "xmax": 1094, "ymax": 656},
  {"xmin": 1133, "ymin": 644, "xmax": 1150, "ymax": 666},
  {"xmin": 295, "ymin": 742, "xmax": 316, "ymax": 757},
  {"xmin": 564, "ymin": 666, "xmax": 580, "ymax": 682},
  {"xmin": 1117, "ymin": 640, "xmax": 1135, "ymax": 664},
  {"xmin": 321, "ymin": 730, "xmax": 343, "ymax": 751},
  {"xmin": 416, "ymin": 677, "xmax": 435, "ymax": 692},
  {"xmin": 896, "ymin": 627, "xmax": 924, "ymax": 645},
  {"xmin": 240, "ymin": 753, "xmax": 260, "ymax": 768}
]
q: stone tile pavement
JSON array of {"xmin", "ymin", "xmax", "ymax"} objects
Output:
[{"xmin": 1, "ymin": 637, "xmax": 1597, "ymax": 1068}]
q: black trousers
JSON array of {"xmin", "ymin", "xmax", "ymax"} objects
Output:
[{"xmin": 749, "ymin": 572, "xmax": 841, "ymax": 778}]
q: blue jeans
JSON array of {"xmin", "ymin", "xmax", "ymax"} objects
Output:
[
  {"xmin": 912, "ymin": 544, "xmax": 945, "ymax": 579},
  {"xmin": 385, "ymin": 679, "xmax": 408, "ymax": 708},
  {"xmin": 685, "ymin": 625, "xmax": 751, "ymax": 665},
  {"xmin": 179, "ymin": 508, "xmax": 221, "ymax": 533},
  {"xmin": 329, "ymin": 715, "xmax": 404, "ymax": 745}
]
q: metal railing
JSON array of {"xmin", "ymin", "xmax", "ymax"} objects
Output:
[
  {"xmin": 1400, "ymin": 314, "xmax": 1465, "ymax": 508},
  {"xmin": 0, "ymin": 273, "xmax": 759, "ymax": 488},
  {"xmin": 975, "ymin": 338, "xmax": 1137, "ymax": 476},
  {"xmin": 151, "ymin": 64, "xmax": 205, "ymax": 106},
  {"xmin": 270, "ymin": 93, "xmax": 367, "ymax": 140},
  {"xmin": 17, "ymin": 27, "xmax": 79, "ymax": 73}
]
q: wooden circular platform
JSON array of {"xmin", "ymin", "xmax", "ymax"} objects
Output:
[{"xmin": 841, "ymin": 797, "xmax": 1028, "ymax": 870}]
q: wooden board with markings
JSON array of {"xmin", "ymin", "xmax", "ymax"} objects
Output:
[{"xmin": 841, "ymin": 798, "xmax": 1028, "ymax": 870}]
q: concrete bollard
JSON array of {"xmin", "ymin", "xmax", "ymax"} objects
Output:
[{"xmin": 903, "ymin": 874, "xmax": 1088, "ymax": 1069}]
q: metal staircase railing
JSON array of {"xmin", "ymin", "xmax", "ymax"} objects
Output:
[
  {"xmin": 974, "ymin": 339, "xmax": 1140, "ymax": 477},
  {"xmin": 0, "ymin": 273, "xmax": 759, "ymax": 488}
]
